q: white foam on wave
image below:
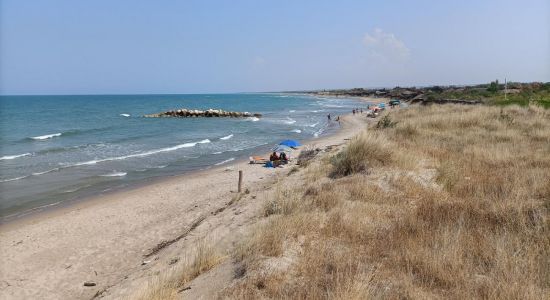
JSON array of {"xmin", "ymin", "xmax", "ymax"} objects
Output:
[
  {"xmin": 213, "ymin": 151, "xmax": 223, "ymax": 154},
  {"xmin": 220, "ymin": 134, "xmax": 234, "ymax": 140},
  {"xmin": 319, "ymin": 103, "xmax": 345, "ymax": 108},
  {"xmin": 313, "ymin": 123, "xmax": 329, "ymax": 138},
  {"xmin": 67, "ymin": 139, "xmax": 211, "ymax": 167},
  {"xmin": 245, "ymin": 117, "xmax": 260, "ymax": 122},
  {"xmin": 214, "ymin": 157, "xmax": 235, "ymax": 166},
  {"xmin": 31, "ymin": 133, "xmax": 62, "ymax": 140},
  {"xmin": 32, "ymin": 168, "xmax": 60, "ymax": 176},
  {"xmin": 283, "ymin": 118, "xmax": 296, "ymax": 125},
  {"xmin": 0, "ymin": 153, "xmax": 32, "ymax": 160},
  {"xmin": 100, "ymin": 172, "xmax": 127, "ymax": 177},
  {"xmin": 308, "ymin": 122, "xmax": 319, "ymax": 128},
  {"xmin": 291, "ymin": 129, "xmax": 302, "ymax": 133},
  {"xmin": 120, "ymin": 113, "xmax": 131, "ymax": 117},
  {"xmin": 0, "ymin": 175, "xmax": 30, "ymax": 183},
  {"xmin": 289, "ymin": 110, "xmax": 296, "ymax": 113}
]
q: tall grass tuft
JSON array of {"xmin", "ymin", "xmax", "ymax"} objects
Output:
[{"xmin": 330, "ymin": 131, "xmax": 393, "ymax": 178}]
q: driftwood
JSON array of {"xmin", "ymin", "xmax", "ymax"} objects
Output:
[{"xmin": 144, "ymin": 215, "xmax": 206, "ymax": 257}]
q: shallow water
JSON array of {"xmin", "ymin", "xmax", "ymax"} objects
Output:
[{"xmin": 0, "ymin": 93, "xmax": 366, "ymax": 218}]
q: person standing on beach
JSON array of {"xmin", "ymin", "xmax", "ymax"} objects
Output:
[{"xmin": 327, "ymin": 114, "xmax": 331, "ymax": 121}]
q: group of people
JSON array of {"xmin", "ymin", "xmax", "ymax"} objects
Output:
[
  {"xmin": 352, "ymin": 108, "xmax": 363, "ymax": 115},
  {"xmin": 327, "ymin": 114, "xmax": 341, "ymax": 124},
  {"xmin": 267, "ymin": 151, "xmax": 289, "ymax": 167}
]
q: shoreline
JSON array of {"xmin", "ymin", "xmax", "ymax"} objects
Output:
[
  {"xmin": 0, "ymin": 115, "xmax": 339, "ymax": 228},
  {"xmin": 0, "ymin": 99, "xmax": 383, "ymax": 299},
  {"xmin": 0, "ymin": 96, "xmax": 385, "ymax": 227}
]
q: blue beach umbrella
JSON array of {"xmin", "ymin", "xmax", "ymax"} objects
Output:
[{"xmin": 279, "ymin": 139, "xmax": 302, "ymax": 148}]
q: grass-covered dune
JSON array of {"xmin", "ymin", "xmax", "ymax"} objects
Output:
[
  {"xmin": 226, "ymin": 104, "xmax": 549, "ymax": 299},
  {"xmin": 138, "ymin": 104, "xmax": 549, "ymax": 299}
]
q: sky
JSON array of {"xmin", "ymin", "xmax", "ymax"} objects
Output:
[{"xmin": 0, "ymin": 0, "xmax": 549, "ymax": 95}]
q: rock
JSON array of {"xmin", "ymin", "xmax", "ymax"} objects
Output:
[
  {"xmin": 144, "ymin": 108, "xmax": 262, "ymax": 119},
  {"xmin": 83, "ymin": 282, "xmax": 96, "ymax": 287}
]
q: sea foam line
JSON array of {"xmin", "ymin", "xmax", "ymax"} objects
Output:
[
  {"xmin": 220, "ymin": 134, "xmax": 234, "ymax": 140},
  {"xmin": 31, "ymin": 133, "xmax": 62, "ymax": 140},
  {"xmin": 0, "ymin": 175, "xmax": 30, "ymax": 183},
  {"xmin": 283, "ymin": 117, "xmax": 296, "ymax": 125},
  {"xmin": 214, "ymin": 158, "xmax": 235, "ymax": 166},
  {"xmin": 32, "ymin": 168, "xmax": 60, "ymax": 176},
  {"xmin": 68, "ymin": 139, "xmax": 211, "ymax": 167},
  {"xmin": 100, "ymin": 172, "xmax": 127, "ymax": 177},
  {"xmin": 0, "ymin": 153, "xmax": 32, "ymax": 160}
]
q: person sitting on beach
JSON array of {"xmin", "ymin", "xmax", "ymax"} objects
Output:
[
  {"xmin": 270, "ymin": 152, "xmax": 279, "ymax": 161},
  {"xmin": 280, "ymin": 152, "xmax": 289, "ymax": 163}
]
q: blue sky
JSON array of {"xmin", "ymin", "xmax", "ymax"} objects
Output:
[{"xmin": 1, "ymin": 0, "xmax": 548, "ymax": 95}]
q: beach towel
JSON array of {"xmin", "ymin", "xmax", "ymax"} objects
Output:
[{"xmin": 250, "ymin": 156, "xmax": 269, "ymax": 164}]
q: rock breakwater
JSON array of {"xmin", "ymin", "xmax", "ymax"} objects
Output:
[{"xmin": 144, "ymin": 108, "xmax": 262, "ymax": 118}]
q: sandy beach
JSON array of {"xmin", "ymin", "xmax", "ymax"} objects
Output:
[{"xmin": 0, "ymin": 108, "xmax": 373, "ymax": 299}]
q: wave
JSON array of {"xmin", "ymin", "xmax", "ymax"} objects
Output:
[
  {"xmin": 319, "ymin": 103, "xmax": 345, "ymax": 108},
  {"xmin": 213, "ymin": 151, "xmax": 223, "ymax": 154},
  {"xmin": 31, "ymin": 133, "xmax": 62, "ymax": 140},
  {"xmin": 214, "ymin": 158, "xmax": 235, "ymax": 166},
  {"xmin": 2, "ymin": 201, "xmax": 63, "ymax": 220},
  {"xmin": 245, "ymin": 117, "xmax": 260, "ymax": 122},
  {"xmin": 283, "ymin": 118, "xmax": 296, "ymax": 125},
  {"xmin": 0, "ymin": 175, "xmax": 30, "ymax": 183},
  {"xmin": 0, "ymin": 153, "xmax": 32, "ymax": 160},
  {"xmin": 67, "ymin": 139, "xmax": 211, "ymax": 167},
  {"xmin": 291, "ymin": 129, "xmax": 302, "ymax": 133},
  {"xmin": 120, "ymin": 113, "xmax": 131, "ymax": 117},
  {"xmin": 100, "ymin": 172, "xmax": 127, "ymax": 177},
  {"xmin": 313, "ymin": 123, "xmax": 329, "ymax": 138},
  {"xmin": 308, "ymin": 122, "xmax": 319, "ymax": 128},
  {"xmin": 32, "ymin": 168, "xmax": 60, "ymax": 176},
  {"xmin": 220, "ymin": 134, "xmax": 234, "ymax": 140},
  {"xmin": 289, "ymin": 110, "xmax": 296, "ymax": 113},
  {"xmin": 19, "ymin": 127, "xmax": 115, "ymax": 144}
]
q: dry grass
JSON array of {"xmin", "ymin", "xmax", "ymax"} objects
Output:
[
  {"xmin": 133, "ymin": 238, "xmax": 223, "ymax": 300},
  {"xmin": 224, "ymin": 104, "xmax": 550, "ymax": 299}
]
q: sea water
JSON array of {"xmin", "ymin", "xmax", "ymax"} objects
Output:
[{"xmin": 0, "ymin": 93, "xmax": 366, "ymax": 219}]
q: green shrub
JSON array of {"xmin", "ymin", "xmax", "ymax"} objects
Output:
[{"xmin": 376, "ymin": 115, "xmax": 398, "ymax": 129}]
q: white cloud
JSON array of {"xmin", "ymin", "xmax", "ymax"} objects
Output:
[{"xmin": 363, "ymin": 28, "xmax": 410, "ymax": 62}]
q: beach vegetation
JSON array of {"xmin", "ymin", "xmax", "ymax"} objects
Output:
[
  {"xmin": 222, "ymin": 104, "xmax": 550, "ymax": 299},
  {"xmin": 134, "ymin": 239, "xmax": 223, "ymax": 300}
]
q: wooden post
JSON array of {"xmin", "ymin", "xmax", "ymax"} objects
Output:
[{"xmin": 238, "ymin": 170, "xmax": 243, "ymax": 193}]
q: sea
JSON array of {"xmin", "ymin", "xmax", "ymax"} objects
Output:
[{"xmin": 0, "ymin": 93, "xmax": 366, "ymax": 220}]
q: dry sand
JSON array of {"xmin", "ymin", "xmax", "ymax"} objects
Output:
[{"xmin": 0, "ymin": 109, "xmax": 375, "ymax": 299}]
